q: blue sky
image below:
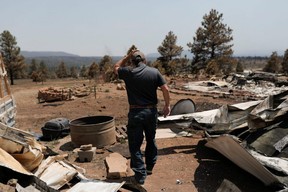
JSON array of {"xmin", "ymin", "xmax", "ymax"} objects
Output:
[{"xmin": 1, "ymin": 0, "xmax": 288, "ymax": 57}]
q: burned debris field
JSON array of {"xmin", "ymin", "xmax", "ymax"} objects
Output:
[{"xmin": 0, "ymin": 73, "xmax": 288, "ymax": 192}]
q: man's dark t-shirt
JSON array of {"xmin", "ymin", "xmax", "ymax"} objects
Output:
[{"xmin": 118, "ymin": 63, "xmax": 166, "ymax": 106}]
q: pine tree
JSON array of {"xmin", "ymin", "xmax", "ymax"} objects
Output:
[
  {"xmin": 152, "ymin": 60, "xmax": 166, "ymax": 75},
  {"xmin": 29, "ymin": 59, "xmax": 39, "ymax": 76},
  {"xmin": 80, "ymin": 65, "xmax": 88, "ymax": 78},
  {"xmin": 56, "ymin": 61, "xmax": 68, "ymax": 78},
  {"xmin": 127, "ymin": 45, "xmax": 138, "ymax": 55},
  {"xmin": 236, "ymin": 61, "xmax": 244, "ymax": 73},
  {"xmin": 31, "ymin": 71, "xmax": 41, "ymax": 83},
  {"xmin": 88, "ymin": 62, "xmax": 99, "ymax": 79},
  {"xmin": 187, "ymin": 9, "xmax": 234, "ymax": 75},
  {"xmin": 14, "ymin": 55, "xmax": 27, "ymax": 78},
  {"xmin": 70, "ymin": 66, "xmax": 78, "ymax": 78},
  {"xmin": 99, "ymin": 55, "xmax": 112, "ymax": 73},
  {"xmin": 281, "ymin": 49, "xmax": 288, "ymax": 74},
  {"xmin": 263, "ymin": 51, "xmax": 281, "ymax": 73},
  {"xmin": 30, "ymin": 60, "xmax": 48, "ymax": 83},
  {"xmin": 126, "ymin": 45, "xmax": 138, "ymax": 66},
  {"xmin": 39, "ymin": 61, "xmax": 48, "ymax": 82},
  {"xmin": 157, "ymin": 31, "xmax": 183, "ymax": 75},
  {"xmin": 0, "ymin": 30, "xmax": 26, "ymax": 85},
  {"xmin": 158, "ymin": 31, "xmax": 183, "ymax": 61}
]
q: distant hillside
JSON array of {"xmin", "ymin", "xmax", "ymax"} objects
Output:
[
  {"xmin": 24, "ymin": 56, "xmax": 103, "ymax": 68},
  {"xmin": 146, "ymin": 50, "xmax": 193, "ymax": 59},
  {"xmin": 21, "ymin": 51, "xmax": 267, "ymax": 71},
  {"xmin": 21, "ymin": 51, "xmax": 79, "ymax": 57},
  {"xmin": 22, "ymin": 51, "xmax": 159, "ymax": 68},
  {"xmin": 22, "ymin": 50, "xmax": 192, "ymax": 60}
]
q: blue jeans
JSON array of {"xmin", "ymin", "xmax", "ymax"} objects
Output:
[{"xmin": 127, "ymin": 108, "xmax": 158, "ymax": 184}]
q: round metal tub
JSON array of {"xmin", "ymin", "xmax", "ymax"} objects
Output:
[{"xmin": 69, "ymin": 116, "xmax": 116, "ymax": 148}]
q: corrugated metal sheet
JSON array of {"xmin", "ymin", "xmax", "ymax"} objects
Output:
[{"xmin": 205, "ymin": 135, "xmax": 280, "ymax": 186}]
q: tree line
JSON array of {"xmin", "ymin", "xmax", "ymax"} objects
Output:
[{"xmin": 1, "ymin": 9, "xmax": 288, "ymax": 85}]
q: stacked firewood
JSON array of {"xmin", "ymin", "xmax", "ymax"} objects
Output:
[{"xmin": 38, "ymin": 85, "xmax": 90, "ymax": 102}]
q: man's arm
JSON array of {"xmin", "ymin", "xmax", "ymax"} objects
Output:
[
  {"xmin": 114, "ymin": 55, "xmax": 129, "ymax": 75},
  {"xmin": 160, "ymin": 84, "xmax": 170, "ymax": 118},
  {"xmin": 114, "ymin": 50, "xmax": 137, "ymax": 75}
]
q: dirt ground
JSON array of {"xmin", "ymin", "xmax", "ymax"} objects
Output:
[{"xmin": 8, "ymin": 78, "xmax": 274, "ymax": 192}]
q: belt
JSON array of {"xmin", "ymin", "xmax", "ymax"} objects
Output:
[{"xmin": 129, "ymin": 105, "xmax": 157, "ymax": 109}]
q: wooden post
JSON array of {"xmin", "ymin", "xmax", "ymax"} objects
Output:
[{"xmin": 94, "ymin": 86, "xmax": 96, "ymax": 99}]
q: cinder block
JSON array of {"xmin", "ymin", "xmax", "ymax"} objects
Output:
[{"xmin": 77, "ymin": 146, "xmax": 96, "ymax": 162}]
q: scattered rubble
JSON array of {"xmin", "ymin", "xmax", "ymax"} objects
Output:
[
  {"xmin": 159, "ymin": 90, "xmax": 288, "ymax": 191},
  {"xmin": 0, "ymin": 123, "xmax": 125, "ymax": 191},
  {"xmin": 180, "ymin": 72, "xmax": 288, "ymax": 100},
  {"xmin": 38, "ymin": 85, "xmax": 91, "ymax": 103}
]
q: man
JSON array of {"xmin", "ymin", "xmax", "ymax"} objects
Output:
[{"xmin": 114, "ymin": 49, "xmax": 170, "ymax": 185}]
